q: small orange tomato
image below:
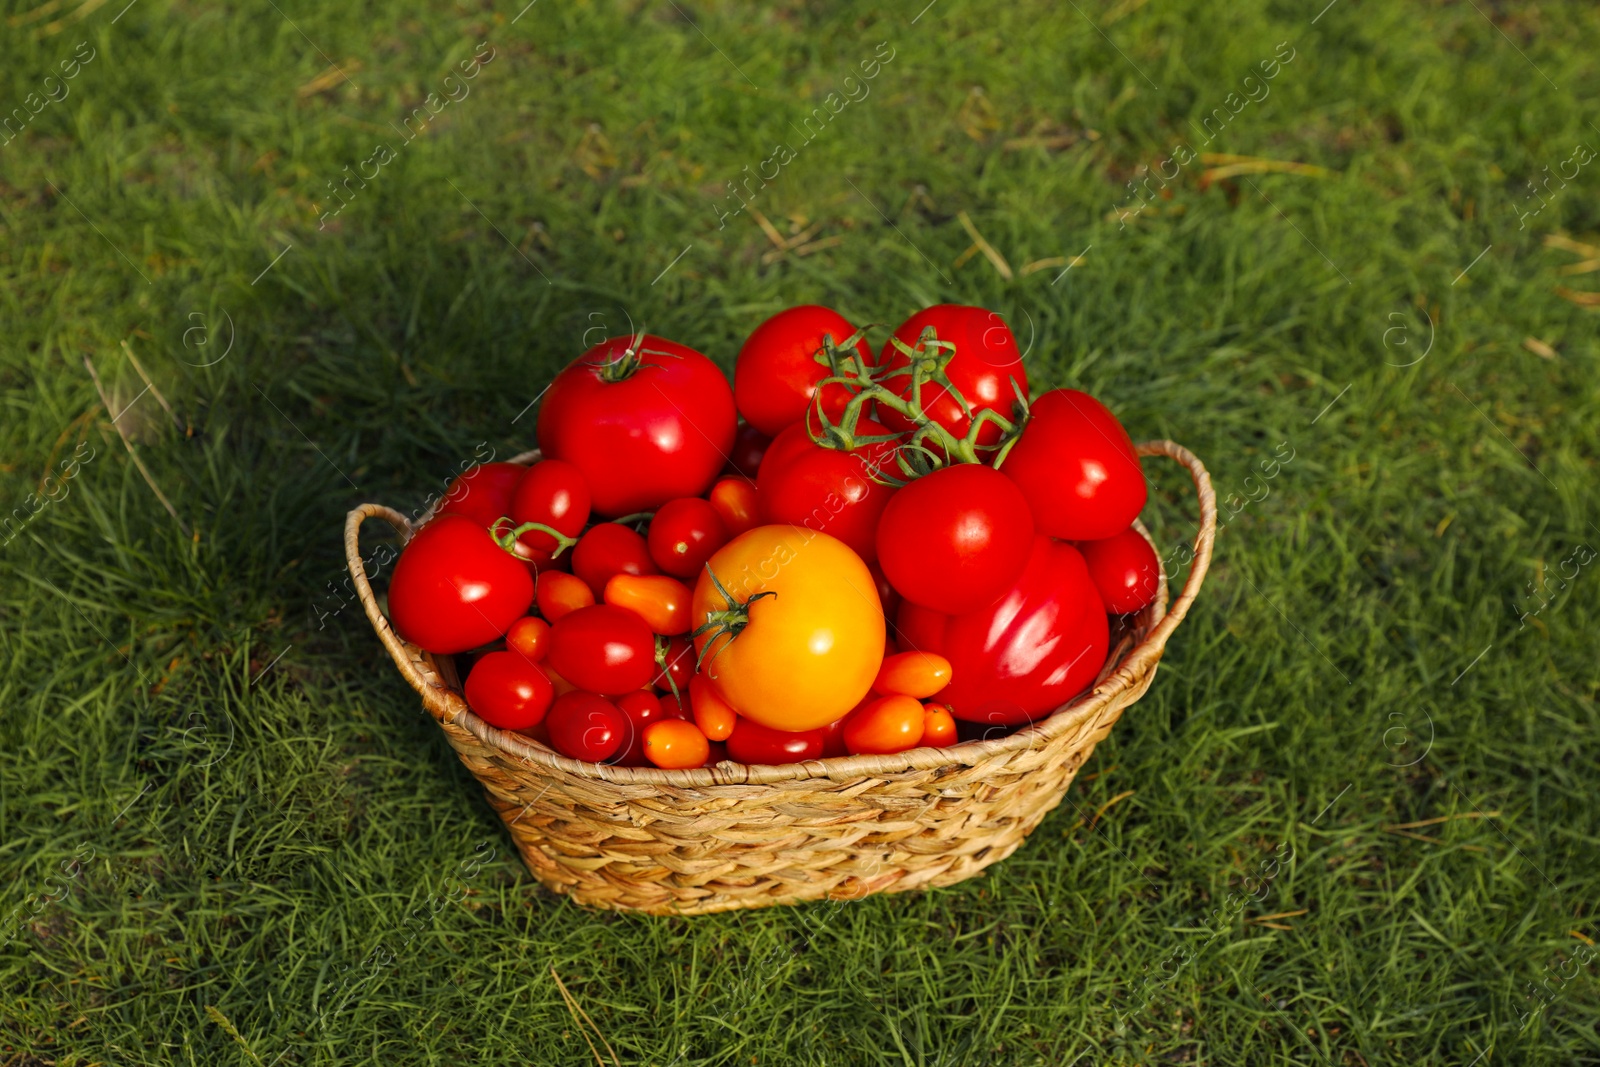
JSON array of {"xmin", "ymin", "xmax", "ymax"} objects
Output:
[
  {"xmin": 843, "ymin": 695, "xmax": 925, "ymax": 755},
  {"xmin": 689, "ymin": 676, "xmax": 737, "ymax": 741},
  {"xmin": 872, "ymin": 651, "xmax": 953, "ymax": 699},
  {"xmin": 922, "ymin": 703, "xmax": 957, "ymax": 747},
  {"xmin": 506, "ymin": 616, "xmax": 551, "ymax": 662},
  {"xmin": 604, "ymin": 573, "xmax": 692, "ymax": 635},
  {"xmin": 708, "ymin": 477, "xmax": 760, "ymax": 536},
  {"xmin": 536, "ymin": 571, "xmax": 595, "ymax": 623},
  {"xmin": 643, "ymin": 719, "xmax": 710, "ymax": 769}
]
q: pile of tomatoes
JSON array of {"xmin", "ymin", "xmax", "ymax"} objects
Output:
[{"xmin": 385, "ymin": 304, "xmax": 1161, "ymax": 770}]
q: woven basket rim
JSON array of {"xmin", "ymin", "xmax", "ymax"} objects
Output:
[{"xmin": 344, "ymin": 440, "xmax": 1215, "ymax": 787}]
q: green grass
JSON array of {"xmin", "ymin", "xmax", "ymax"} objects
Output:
[{"xmin": 2, "ymin": 0, "xmax": 1598, "ymax": 1063}]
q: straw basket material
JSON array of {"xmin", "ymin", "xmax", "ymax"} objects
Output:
[{"xmin": 345, "ymin": 440, "xmax": 1215, "ymax": 915}]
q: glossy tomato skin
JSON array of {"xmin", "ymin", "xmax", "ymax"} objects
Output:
[
  {"xmin": 604, "ymin": 573, "xmax": 692, "ymax": 635},
  {"xmin": 725, "ymin": 717, "xmax": 827, "ymax": 764},
  {"xmin": 535, "ymin": 571, "xmax": 594, "ymax": 622},
  {"xmin": 647, "ymin": 498, "xmax": 729, "ymax": 579},
  {"xmin": 643, "ymin": 719, "xmax": 710, "ymax": 769},
  {"xmin": 692, "ymin": 526, "xmax": 885, "ymax": 731},
  {"xmin": 734, "ymin": 305, "xmax": 871, "ymax": 437},
  {"xmin": 572, "ymin": 523, "xmax": 658, "ymax": 598},
  {"xmin": 933, "ymin": 536, "xmax": 1109, "ymax": 725},
  {"xmin": 389, "ymin": 514, "xmax": 534, "ymax": 654},
  {"xmin": 652, "ymin": 634, "xmax": 694, "ymax": 695},
  {"xmin": 437, "ymin": 462, "xmax": 524, "ymax": 528},
  {"xmin": 1001, "ymin": 389, "xmax": 1147, "ymax": 541},
  {"xmin": 1078, "ymin": 527, "xmax": 1162, "ymax": 613},
  {"xmin": 509, "ymin": 460, "xmax": 590, "ymax": 568},
  {"xmin": 728, "ymin": 423, "xmax": 772, "ymax": 480},
  {"xmin": 545, "ymin": 691, "xmax": 627, "ymax": 762},
  {"xmin": 546, "ymin": 604, "xmax": 657, "ymax": 696},
  {"xmin": 877, "ymin": 306, "xmax": 1028, "ymax": 447},
  {"xmin": 709, "ymin": 477, "xmax": 760, "ymax": 536},
  {"xmin": 875, "ymin": 463, "xmax": 1035, "ymax": 614},
  {"xmin": 505, "ymin": 616, "xmax": 551, "ymax": 662},
  {"xmin": 536, "ymin": 334, "xmax": 737, "ymax": 516},
  {"xmin": 465, "ymin": 651, "xmax": 554, "ymax": 730},
  {"xmin": 842, "ymin": 695, "xmax": 925, "ymax": 755},
  {"xmin": 873, "ymin": 651, "xmax": 953, "ymax": 699},
  {"xmin": 756, "ymin": 416, "xmax": 900, "ymax": 563}
]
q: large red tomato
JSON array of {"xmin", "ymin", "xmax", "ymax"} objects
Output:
[
  {"xmin": 756, "ymin": 416, "xmax": 900, "ymax": 563},
  {"xmin": 388, "ymin": 514, "xmax": 534, "ymax": 654},
  {"xmin": 913, "ymin": 536, "xmax": 1108, "ymax": 725},
  {"xmin": 536, "ymin": 334, "xmax": 736, "ymax": 516},
  {"xmin": 734, "ymin": 305, "xmax": 871, "ymax": 437},
  {"xmin": 876, "ymin": 306, "xmax": 1028, "ymax": 448},
  {"xmin": 874, "ymin": 463, "xmax": 1035, "ymax": 614},
  {"xmin": 1000, "ymin": 389, "xmax": 1147, "ymax": 541}
]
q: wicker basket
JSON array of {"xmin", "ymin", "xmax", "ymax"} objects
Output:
[{"xmin": 345, "ymin": 440, "xmax": 1214, "ymax": 915}]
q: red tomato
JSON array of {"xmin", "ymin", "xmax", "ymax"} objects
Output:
[
  {"xmin": 505, "ymin": 616, "xmax": 551, "ymax": 662},
  {"xmin": 1001, "ymin": 389, "xmax": 1147, "ymax": 541},
  {"xmin": 1078, "ymin": 528, "xmax": 1162, "ymax": 613},
  {"xmin": 464, "ymin": 650, "xmax": 554, "ymax": 731},
  {"xmin": 867, "ymin": 562, "xmax": 901, "ymax": 625},
  {"xmin": 932, "ymin": 537, "xmax": 1109, "ymax": 724},
  {"xmin": 728, "ymin": 423, "xmax": 773, "ymax": 480},
  {"xmin": 725, "ymin": 717, "xmax": 827, "ymax": 765},
  {"xmin": 659, "ymin": 692, "xmax": 691, "ymax": 721},
  {"xmin": 709, "ymin": 477, "xmax": 761, "ymax": 536},
  {"xmin": 922, "ymin": 703, "xmax": 958, "ymax": 747},
  {"xmin": 389, "ymin": 514, "xmax": 534, "ymax": 654},
  {"xmin": 689, "ymin": 676, "xmax": 737, "ymax": 741},
  {"xmin": 893, "ymin": 601, "xmax": 949, "ymax": 656},
  {"xmin": 873, "ymin": 651, "xmax": 953, "ymax": 698},
  {"xmin": 536, "ymin": 334, "xmax": 736, "ymax": 516},
  {"xmin": 820, "ymin": 717, "xmax": 848, "ymax": 758},
  {"xmin": 546, "ymin": 604, "xmax": 657, "ymax": 695},
  {"xmin": 647, "ymin": 498, "xmax": 729, "ymax": 579},
  {"xmin": 843, "ymin": 695, "xmax": 925, "ymax": 754},
  {"xmin": 508, "ymin": 460, "xmax": 590, "ymax": 569},
  {"xmin": 643, "ymin": 719, "xmax": 710, "ymax": 769},
  {"xmin": 703, "ymin": 740, "xmax": 728, "ymax": 766},
  {"xmin": 734, "ymin": 305, "xmax": 872, "ymax": 437},
  {"xmin": 875, "ymin": 464, "xmax": 1035, "ymax": 613},
  {"xmin": 436, "ymin": 462, "xmax": 524, "ymax": 528},
  {"xmin": 604, "ymin": 573, "xmax": 692, "ymax": 635},
  {"xmin": 572, "ymin": 523, "xmax": 658, "ymax": 598},
  {"xmin": 535, "ymin": 571, "xmax": 595, "ymax": 623},
  {"xmin": 652, "ymin": 634, "xmax": 695, "ymax": 695},
  {"xmin": 756, "ymin": 415, "xmax": 900, "ymax": 563},
  {"xmin": 545, "ymin": 691, "xmax": 626, "ymax": 762},
  {"xmin": 612, "ymin": 688, "xmax": 670, "ymax": 765},
  {"xmin": 876, "ymin": 306, "xmax": 1028, "ymax": 448}
]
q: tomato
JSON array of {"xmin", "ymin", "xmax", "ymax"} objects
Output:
[
  {"xmin": 873, "ymin": 651, "xmax": 953, "ymax": 698},
  {"xmin": 643, "ymin": 719, "xmax": 711, "ymax": 769},
  {"xmin": 537, "ymin": 333, "xmax": 737, "ymax": 516},
  {"xmin": 464, "ymin": 651, "xmax": 554, "ymax": 731},
  {"xmin": 505, "ymin": 616, "xmax": 551, "ymax": 662},
  {"xmin": 659, "ymin": 692, "xmax": 690, "ymax": 721},
  {"xmin": 647, "ymin": 498, "xmax": 729, "ymax": 579},
  {"xmin": 546, "ymin": 604, "xmax": 657, "ymax": 695},
  {"xmin": 703, "ymin": 740, "xmax": 728, "ymax": 766},
  {"xmin": 867, "ymin": 562, "xmax": 901, "ymax": 625},
  {"xmin": 692, "ymin": 526, "xmax": 885, "ymax": 731},
  {"xmin": 545, "ymin": 691, "xmax": 627, "ymax": 762},
  {"xmin": 709, "ymin": 477, "xmax": 761, "ymax": 536},
  {"xmin": 922, "ymin": 704, "xmax": 958, "ymax": 747},
  {"xmin": 436, "ymin": 462, "xmax": 524, "ymax": 528},
  {"xmin": 843, "ymin": 695, "xmax": 924, "ymax": 754},
  {"xmin": 612, "ymin": 689, "xmax": 670, "ymax": 765},
  {"xmin": 875, "ymin": 463, "xmax": 1035, "ymax": 613},
  {"xmin": 652, "ymin": 634, "xmax": 695, "ymax": 695},
  {"xmin": 725, "ymin": 717, "xmax": 827, "ymax": 764},
  {"xmin": 543, "ymin": 664, "xmax": 579, "ymax": 697},
  {"xmin": 1000, "ymin": 389, "xmax": 1147, "ymax": 541},
  {"xmin": 728, "ymin": 423, "xmax": 773, "ymax": 480},
  {"xmin": 689, "ymin": 676, "xmax": 737, "ymax": 741},
  {"xmin": 893, "ymin": 601, "xmax": 949, "ymax": 656},
  {"xmin": 535, "ymin": 571, "xmax": 595, "ymax": 622},
  {"xmin": 508, "ymin": 460, "xmax": 590, "ymax": 569},
  {"xmin": 932, "ymin": 537, "xmax": 1109, "ymax": 724},
  {"xmin": 572, "ymin": 523, "xmax": 658, "ymax": 598},
  {"xmin": 820, "ymin": 716, "xmax": 848, "ymax": 758},
  {"xmin": 604, "ymin": 573, "xmax": 692, "ymax": 635},
  {"xmin": 876, "ymin": 306, "xmax": 1028, "ymax": 448},
  {"xmin": 734, "ymin": 305, "xmax": 872, "ymax": 437},
  {"xmin": 389, "ymin": 514, "xmax": 534, "ymax": 654},
  {"xmin": 756, "ymin": 415, "xmax": 900, "ymax": 563},
  {"xmin": 1078, "ymin": 527, "xmax": 1161, "ymax": 613}
]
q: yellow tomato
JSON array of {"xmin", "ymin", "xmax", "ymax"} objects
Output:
[{"xmin": 692, "ymin": 525, "xmax": 884, "ymax": 731}]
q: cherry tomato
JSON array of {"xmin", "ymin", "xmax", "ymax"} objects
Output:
[
  {"xmin": 647, "ymin": 498, "xmax": 730, "ymax": 579},
  {"xmin": 389, "ymin": 514, "xmax": 534, "ymax": 654},
  {"xmin": 693, "ymin": 526, "xmax": 885, "ymax": 731},
  {"xmin": 876, "ymin": 306, "xmax": 1028, "ymax": 448},
  {"xmin": 734, "ymin": 305, "xmax": 872, "ymax": 437},
  {"xmin": 820, "ymin": 716, "xmax": 848, "ymax": 758},
  {"xmin": 505, "ymin": 616, "xmax": 551, "ymax": 662},
  {"xmin": 843, "ymin": 695, "xmax": 925, "ymax": 755},
  {"xmin": 756, "ymin": 415, "xmax": 900, "ymax": 563},
  {"xmin": 612, "ymin": 689, "xmax": 669, "ymax": 765},
  {"xmin": 572, "ymin": 522, "xmax": 658, "ymax": 598},
  {"xmin": 508, "ymin": 459, "xmax": 590, "ymax": 569},
  {"xmin": 604, "ymin": 573, "xmax": 692, "ymax": 635},
  {"xmin": 725, "ymin": 717, "xmax": 826, "ymax": 765},
  {"xmin": 873, "ymin": 651, "xmax": 953, "ymax": 698},
  {"xmin": 652, "ymin": 634, "xmax": 695, "ymax": 695},
  {"xmin": 545, "ymin": 691, "xmax": 627, "ymax": 762},
  {"xmin": 643, "ymin": 719, "xmax": 711, "ymax": 769},
  {"xmin": 875, "ymin": 463, "xmax": 1035, "ymax": 614},
  {"xmin": 922, "ymin": 703, "xmax": 958, "ymax": 747},
  {"xmin": 537, "ymin": 333, "xmax": 736, "ymax": 516},
  {"xmin": 709, "ymin": 477, "xmax": 761, "ymax": 536},
  {"xmin": 867, "ymin": 561, "xmax": 901, "ymax": 624},
  {"xmin": 436, "ymin": 462, "xmax": 524, "ymax": 528},
  {"xmin": 893, "ymin": 601, "xmax": 949, "ymax": 656},
  {"xmin": 660, "ymin": 692, "xmax": 691, "ymax": 721},
  {"xmin": 1000, "ymin": 389, "xmax": 1147, "ymax": 541},
  {"xmin": 728, "ymin": 423, "xmax": 773, "ymax": 480},
  {"xmin": 933, "ymin": 537, "xmax": 1109, "ymax": 724},
  {"xmin": 546, "ymin": 604, "xmax": 657, "ymax": 696},
  {"xmin": 543, "ymin": 664, "xmax": 579, "ymax": 697},
  {"xmin": 464, "ymin": 650, "xmax": 554, "ymax": 731},
  {"xmin": 689, "ymin": 676, "xmax": 737, "ymax": 741},
  {"xmin": 535, "ymin": 571, "xmax": 595, "ymax": 623},
  {"xmin": 1078, "ymin": 527, "xmax": 1162, "ymax": 613}
]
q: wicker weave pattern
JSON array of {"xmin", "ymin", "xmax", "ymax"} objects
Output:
[{"xmin": 346, "ymin": 441, "xmax": 1214, "ymax": 914}]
